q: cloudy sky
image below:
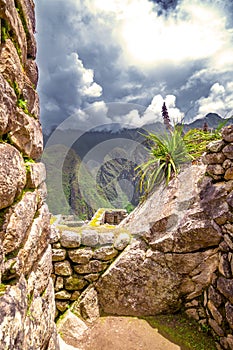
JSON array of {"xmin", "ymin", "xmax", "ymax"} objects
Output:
[{"xmin": 35, "ymin": 0, "xmax": 233, "ymax": 133}]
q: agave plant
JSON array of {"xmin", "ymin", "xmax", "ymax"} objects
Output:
[{"xmin": 136, "ymin": 126, "xmax": 192, "ymax": 198}]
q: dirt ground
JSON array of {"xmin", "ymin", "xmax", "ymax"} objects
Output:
[{"xmin": 61, "ymin": 316, "xmax": 181, "ymax": 350}]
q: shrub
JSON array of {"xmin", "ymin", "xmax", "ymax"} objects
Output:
[{"xmin": 136, "ymin": 125, "xmax": 192, "ymax": 198}]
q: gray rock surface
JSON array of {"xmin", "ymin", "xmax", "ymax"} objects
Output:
[
  {"xmin": 60, "ymin": 231, "xmax": 81, "ymax": 248},
  {"xmin": 0, "ymin": 143, "xmax": 26, "ymax": 209},
  {"xmin": 81, "ymin": 229, "xmax": 99, "ymax": 247},
  {"xmin": 96, "ymin": 164, "xmax": 221, "ymax": 315}
]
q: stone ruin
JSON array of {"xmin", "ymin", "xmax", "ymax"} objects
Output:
[{"xmin": 1, "ymin": 1, "xmax": 233, "ymax": 349}]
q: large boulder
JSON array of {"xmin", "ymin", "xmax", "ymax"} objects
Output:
[{"xmin": 96, "ymin": 164, "xmax": 222, "ymax": 315}]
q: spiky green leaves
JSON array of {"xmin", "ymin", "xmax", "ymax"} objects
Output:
[{"xmin": 136, "ymin": 126, "xmax": 192, "ymax": 198}]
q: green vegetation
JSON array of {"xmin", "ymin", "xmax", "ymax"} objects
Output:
[
  {"xmin": 15, "ymin": 1, "xmax": 30, "ymax": 40},
  {"xmin": 0, "ymin": 18, "xmax": 22, "ymax": 58},
  {"xmin": 184, "ymin": 127, "xmax": 222, "ymax": 159},
  {"xmin": 136, "ymin": 126, "xmax": 192, "ymax": 198},
  {"xmin": 43, "ymin": 145, "xmax": 111, "ymax": 218},
  {"xmin": 1, "ymin": 19, "xmax": 10, "ymax": 43},
  {"xmin": 144, "ymin": 313, "xmax": 217, "ymax": 350},
  {"xmin": 124, "ymin": 203, "xmax": 135, "ymax": 214},
  {"xmin": 7, "ymin": 80, "xmax": 35, "ymax": 117},
  {"xmin": 0, "ymin": 283, "xmax": 7, "ymax": 297},
  {"xmin": 136, "ymin": 103, "xmax": 229, "ymax": 199},
  {"xmin": 24, "ymin": 157, "xmax": 35, "ymax": 174}
]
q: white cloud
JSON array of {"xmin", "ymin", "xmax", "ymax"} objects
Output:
[
  {"xmin": 67, "ymin": 53, "xmax": 102, "ymax": 98},
  {"xmin": 114, "ymin": 94, "xmax": 184, "ymax": 128},
  {"xmin": 36, "ymin": 0, "xmax": 233, "ymax": 132},
  {"xmin": 87, "ymin": 0, "xmax": 232, "ymax": 68},
  {"xmin": 196, "ymin": 82, "xmax": 233, "ymax": 119}
]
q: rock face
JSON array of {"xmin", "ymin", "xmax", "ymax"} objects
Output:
[
  {"xmin": 93, "ymin": 126, "xmax": 233, "ymax": 349},
  {"xmin": 0, "ymin": 1, "xmax": 58, "ymax": 349},
  {"xmin": 96, "ymin": 164, "xmax": 220, "ymax": 315}
]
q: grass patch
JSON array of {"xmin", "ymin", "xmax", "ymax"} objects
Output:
[
  {"xmin": 143, "ymin": 313, "xmax": 216, "ymax": 350},
  {"xmin": 0, "ymin": 283, "xmax": 7, "ymax": 297}
]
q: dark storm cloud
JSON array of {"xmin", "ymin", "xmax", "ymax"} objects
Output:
[
  {"xmin": 149, "ymin": 0, "xmax": 179, "ymax": 11},
  {"xmin": 35, "ymin": 0, "xmax": 104, "ymax": 132},
  {"xmin": 35, "ymin": 0, "xmax": 233, "ymax": 132}
]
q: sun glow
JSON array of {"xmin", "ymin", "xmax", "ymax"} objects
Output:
[{"xmin": 120, "ymin": 2, "xmax": 227, "ymax": 66}]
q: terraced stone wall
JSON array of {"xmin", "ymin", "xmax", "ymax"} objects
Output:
[
  {"xmin": 51, "ymin": 224, "xmax": 131, "ymax": 319},
  {"xmin": 0, "ymin": 1, "xmax": 58, "ymax": 349}
]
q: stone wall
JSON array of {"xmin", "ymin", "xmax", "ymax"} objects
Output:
[
  {"xmin": 51, "ymin": 224, "xmax": 131, "ymax": 319},
  {"xmin": 0, "ymin": 1, "xmax": 58, "ymax": 349},
  {"xmin": 184, "ymin": 125, "xmax": 233, "ymax": 350},
  {"xmin": 91, "ymin": 126, "xmax": 233, "ymax": 350}
]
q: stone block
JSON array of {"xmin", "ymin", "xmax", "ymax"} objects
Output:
[
  {"xmin": 84, "ymin": 273, "xmax": 100, "ymax": 283},
  {"xmin": 93, "ymin": 246, "xmax": 118, "ymax": 261},
  {"xmin": 223, "ymin": 159, "xmax": 233, "ymax": 169},
  {"xmin": 224, "ymin": 235, "xmax": 233, "ymax": 250},
  {"xmin": 49, "ymin": 226, "xmax": 61, "ymax": 244},
  {"xmin": 225, "ymin": 167, "xmax": 233, "ymax": 180},
  {"xmin": 70, "ymin": 291, "xmax": 81, "ymax": 301},
  {"xmin": 3, "ymin": 191, "xmax": 37, "ymax": 254},
  {"xmin": 223, "ymin": 144, "xmax": 233, "ymax": 159},
  {"xmin": 25, "ymin": 58, "xmax": 38, "ymax": 87},
  {"xmin": 219, "ymin": 253, "xmax": 232, "ymax": 278},
  {"xmin": 206, "ymin": 140, "xmax": 226, "ymax": 152},
  {"xmin": 207, "ymin": 300, "xmax": 223, "ymax": 325},
  {"xmin": 114, "ymin": 232, "xmax": 131, "ymax": 250},
  {"xmin": 17, "ymin": 0, "xmax": 37, "ymax": 57},
  {"xmin": 226, "ymin": 335, "xmax": 233, "ymax": 349},
  {"xmin": 68, "ymin": 247, "xmax": 93, "ymax": 264},
  {"xmin": 0, "ymin": 143, "xmax": 26, "ymax": 209},
  {"xmin": 226, "ymin": 302, "xmax": 233, "ymax": 330},
  {"xmin": 27, "ymin": 246, "xmax": 53, "ymax": 295},
  {"xmin": 64, "ymin": 275, "xmax": 88, "ymax": 291},
  {"xmin": 74, "ymin": 260, "xmax": 108, "ymax": 274},
  {"xmin": 203, "ymin": 152, "xmax": 226, "ymax": 165},
  {"xmin": 55, "ymin": 276, "xmax": 64, "ymax": 291},
  {"xmin": 52, "ymin": 249, "xmax": 66, "ymax": 262},
  {"xmin": 56, "ymin": 301, "xmax": 69, "ymax": 313},
  {"xmin": 0, "ymin": 0, "xmax": 27, "ymax": 63},
  {"xmin": 217, "ymin": 277, "xmax": 233, "ymax": 303},
  {"xmin": 81, "ymin": 229, "xmax": 99, "ymax": 247},
  {"xmin": 26, "ymin": 162, "xmax": 46, "ymax": 188},
  {"xmin": 11, "ymin": 204, "xmax": 51, "ymax": 277},
  {"xmin": 60, "ymin": 231, "xmax": 81, "ymax": 248},
  {"xmin": 206, "ymin": 164, "xmax": 225, "ymax": 176},
  {"xmin": 71, "ymin": 286, "xmax": 100, "ymax": 324},
  {"xmin": 222, "ymin": 125, "xmax": 233, "ymax": 142},
  {"xmin": 98, "ymin": 232, "xmax": 115, "ymax": 245},
  {"xmin": 56, "ymin": 310, "xmax": 88, "ymax": 346},
  {"xmin": 37, "ymin": 181, "xmax": 48, "ymax": 208},
  {"xmin": 226, "ymin": 191, "xmax": 233, "ymax": 207},
  {"xmin": 55, "ymin": 290, "xmax": 72, "ymax": 300},
  {"xmin": 54, "ymin": 261, "xmax": 72, "ymax": 277},
  {"xmin": 0, "ymin": 73, "xmax": 16, "ymax": 135},
  {"xmin": 208, "ymin": 318, "xmax": 224, "ymax": 337},
  {"xmin": 9, "ymin": 109, "xmax": 43, "ymax": 159},
  {"xmin": 208, "ymin": 285, "xmax": 223, "ymax": 308}
]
